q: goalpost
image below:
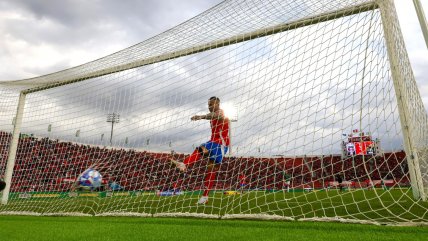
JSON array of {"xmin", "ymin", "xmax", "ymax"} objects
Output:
[{"xmin": 0, "ymin": 0, "xmax": 427, "ymax": 224}]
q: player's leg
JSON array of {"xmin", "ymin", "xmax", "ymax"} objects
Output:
[
  {"xmin": 286, "ymin": 181, "xmax": 290, "ymax": 192},
  {"xmin": 197, "ymin": 143, "xmax": 228, "ymax": 204},
  {"xmin": 170, "ymin": 145, "xmax": 209, "ymax": 172},
  {"xmin": 184, "ymin": 146, "xmax": 209, "ymax": 165},
  {"xmin": 240, "ymin": 183, "xmax": 246, "ymax": 194},
  {"xmin": 197, "ymin": 161, "xmax": 218, "ymax": 204}
]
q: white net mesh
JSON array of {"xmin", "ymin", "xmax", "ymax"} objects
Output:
[{"xmin": 0, "ymin": 0, "xmax": 427, "ymax": 224}]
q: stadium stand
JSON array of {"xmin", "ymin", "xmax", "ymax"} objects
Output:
[{"xmin": 0, "ymin": 131, "xmax": 410, "ymax": 193}]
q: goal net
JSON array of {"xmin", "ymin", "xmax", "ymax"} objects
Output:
[{"xmin": 1, "ymin": 0, "xmax": 427, "ymax": 224}]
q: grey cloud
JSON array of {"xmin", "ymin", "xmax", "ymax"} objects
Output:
[
  {"xmin": 0, "ymin": 0, "xmax": 224, "ymax": 78},
  {"xmin": 5, "ymin": 0, "xmax": 224, "ymax": 46}
]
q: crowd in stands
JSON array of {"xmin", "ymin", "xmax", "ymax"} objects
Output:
[{"xmin": 0, "ymin": 131, "xmax": 410, "ymax": 193}]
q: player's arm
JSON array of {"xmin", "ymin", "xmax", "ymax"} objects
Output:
[{"xmin": 191, "ymin": 110, "xmax": 224, "ymax": 121}]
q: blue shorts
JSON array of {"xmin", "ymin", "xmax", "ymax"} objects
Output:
[{"xmin": 201, "ymin": 141, "xmax": 228, "ymax": 164}]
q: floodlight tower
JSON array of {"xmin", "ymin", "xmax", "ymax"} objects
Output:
[{"xmin": 107, "ymin": 113, "xmax": 120, "ymax": 145}]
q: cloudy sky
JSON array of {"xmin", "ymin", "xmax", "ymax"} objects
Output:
[
  {"xmin": 1, "ymin": 1, "xmax": 426, "ymax": 85},
  {"xmin": 0, "ymin": 0, "xmax": 427, "ymax": 156},
  {"xmin": 0, "ymin": 0, "xmax": 225, "ymax": 80}
]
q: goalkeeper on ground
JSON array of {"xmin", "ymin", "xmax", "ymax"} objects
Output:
[{"xmin": 170, "ymin": 96, "xmax": 230, "ymax": 205}]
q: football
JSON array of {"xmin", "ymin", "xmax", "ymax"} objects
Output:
[{"xmin": 78, "ymin": 168, "xmax": 102, "ymax": 190}]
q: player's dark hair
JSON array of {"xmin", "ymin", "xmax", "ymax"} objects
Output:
[
  {"xmin": 209, "ymin": 96, "xmax": 220, "ymax": 102},
  {"xmin": 0, "ymin": 180, "xmax": 6, "ymax": 192}
]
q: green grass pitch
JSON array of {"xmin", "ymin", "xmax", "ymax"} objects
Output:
[
  {"xmin": 0, "ymin": 216, "xmax": 427, "ymax": 241},
  {"xmin": 1, "ymin": 189, "xmax": 427, "ymax": 240}
]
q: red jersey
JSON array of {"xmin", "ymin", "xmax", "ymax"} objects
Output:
[
  {"xmin": 210, "ymin": 110, "xmax": 230, "ymax": 146},
  {"xmin": 239, "ymin": 175, "xmax": 247, "ymax": 184}
]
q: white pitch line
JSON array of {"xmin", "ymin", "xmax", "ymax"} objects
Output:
[{"xmin": 280, "ymin": 200, "xmax": 409, "ymax": 204}]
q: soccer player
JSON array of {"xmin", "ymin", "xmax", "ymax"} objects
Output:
[
  {"xmin": 239, "ymin": 173, "xmax": 247, "ymax": 194},
  {"xmin": 335, "ymin": 174, "xmax": 343, "ymax": 192},
  {"xmin": 282, "ymin": 171, "xmax": 291, "ymax": 192},
  {"xmin": 170, "ymin": 96, "xmax": 229, "ymax": 204}
]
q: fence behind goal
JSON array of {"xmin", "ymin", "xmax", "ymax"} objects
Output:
[{"xmin": 0, "ymin": 0, "xmax": 427, "ymax": 225}]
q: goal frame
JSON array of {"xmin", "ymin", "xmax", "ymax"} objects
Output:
[{"xmin": 1, "ymin": 0, "xmax": 426, "ymax": 205}]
